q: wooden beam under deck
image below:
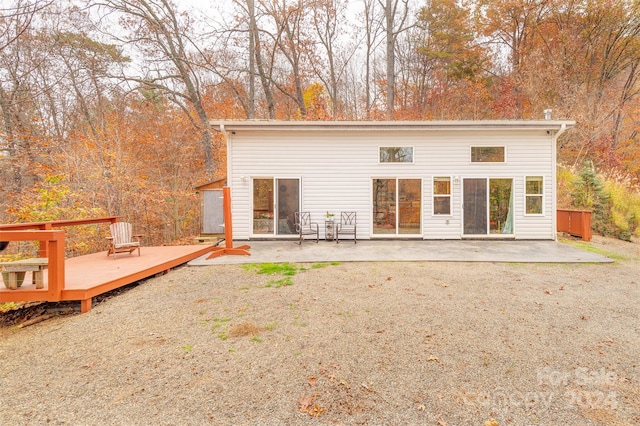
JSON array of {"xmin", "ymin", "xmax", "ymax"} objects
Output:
[{"xmin": 0, "ymin": 245, "xmax": 214, "ymax": 313}]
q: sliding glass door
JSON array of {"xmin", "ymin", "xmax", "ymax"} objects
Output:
[
  {"xmin": 252, "ymin": 178, "xmax": 299, "ymax": 236},
  {"xmin": 373, "ymin": 178, "xmax": 422, "ymax": 235},
  {"xmin": 463, "ymin": 178, "xmax": 513, "ymax": 236}
]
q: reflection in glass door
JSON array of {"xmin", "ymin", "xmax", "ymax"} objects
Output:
[
  {"xmin": 463, "ymin": 178, "xmax": 487, "ymax": 235},
  {"xmin": 463, "ymin": 178, "xmax": 513, "ymax": 236},
  {"xmin": 253, "ymin": 179, "xmax": 274, "ymax": 234},
  {"xmin": 489, "ymin": 179, "xmax": 513, "ymax": 234},
  {"xmin": 252, "ymin": 178, "xmax": 299, "ymax": 235},
  {"xmin": 373, "ymin": 178, "xmax": 421, "ymax": 235},
  {"xmin": 276, "ymin": 179, "xmax": 299, "ymax": 235}
]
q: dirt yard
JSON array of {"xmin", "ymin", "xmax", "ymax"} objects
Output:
[{"xmin": 1, "ymin": 236, "xmax": 639, "ymax": 425}]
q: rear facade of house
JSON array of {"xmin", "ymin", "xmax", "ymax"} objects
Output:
[{"xmin": 214, "ymin": 120, "xmax": 574, "ymax": 241}]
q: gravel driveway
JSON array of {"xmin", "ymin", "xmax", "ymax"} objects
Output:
[{"xmin": 1, "ymin": 236, "xmax": 639, "ymax": 425}]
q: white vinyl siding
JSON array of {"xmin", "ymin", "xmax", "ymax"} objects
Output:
[{"xmin": 227, "ymin": 127, "xmax": 558, "ymax": 240}]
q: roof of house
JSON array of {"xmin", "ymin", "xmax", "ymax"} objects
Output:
[{"xmin": 210, "ymin": 120, "xmax": 575, "ymax": 133}]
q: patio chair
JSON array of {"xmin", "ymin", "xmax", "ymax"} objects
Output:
[
  {"xmin": 107, "ymin": 222, "xmax": 143, "ymax": 257},
  {"xmin": 294, "ymin": 212, "xmax": 319, "ymax": 245},
  {"xmin": 336, "ymin": 211, "xmax": 357, "ymax": 244}
]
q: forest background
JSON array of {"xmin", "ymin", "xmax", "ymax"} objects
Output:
[{"xmin": 1, "ymin": 0, "xmax": 640, "ymax": 256}]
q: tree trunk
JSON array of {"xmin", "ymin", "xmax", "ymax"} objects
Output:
[{"xmin": 385, "ymin": 0, "xmax": 395, "ymax": 120}]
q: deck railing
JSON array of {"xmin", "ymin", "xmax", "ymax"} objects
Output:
[
  {"xmin": 557, "ymin": 209, "xmax": 592, "ymax": 241},
  {"xmin": 0, "ymin": 217, "xmax": 121, "ymax": 307},
  {"xmin": 0, "ymin": 229, "xmax": 65, "ymax": 302},
  {"xmin": 0, "ymin": 216, "xmax": 120, "ymax": 257}
]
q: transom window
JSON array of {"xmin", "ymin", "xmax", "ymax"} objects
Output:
[
  {"xmin": 525, "ymin": 176, "xmax": 544, "ymax": 214},
  {"xmin": 471, "ymin": 146, "xmax": 505, "ymax": 163},
  {"xmin": 379, "ymin": 146, "xmax": 413, "ymax": 163},
  {"xmin": 433, "ymin": 177, "xmax": 451, "ymax": 215}
]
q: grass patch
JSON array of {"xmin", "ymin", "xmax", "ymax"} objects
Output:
[
  {"xmin": 311, "ymin": 261, "xmax": 340, "ymax": 269},
  {"xmin": 264, "ymin": 321, "xmax": 278, "ymax": 331},
  {"xmin": 0, "ymin": 302, "xmax": 25, "ymax": 313},
  {"xmin": 243, "ymin": 261, "xmax": 339, "ymax": 289},
  {"xmin": 210, "ymin": 317, "xmax": 233, "ymax": 337},
  {"xmin": 563, "ymin": 239, "xmax": 628, "ymax": 260},
  {"xmin": 244, "ymin": 262, "xmax": 299, "ymax": 288},
  {"xmin": 243, "ymin": 262, "xmax": 298, "ymax": 276},
  {"xmin": 265, "ymin": 277, "xmax": 293, "ymax": 288}
]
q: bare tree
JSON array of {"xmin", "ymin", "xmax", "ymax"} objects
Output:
[
  {"xmin": 239, "ymin": 0, "xmax": 277, "ymax": 118},
  {"xmin": 308, "ymin": 0, "xmax": 354, "ymax": 118},
  {"xmin": 0, "ymin": 0, "xmax": 51, "ymax": 52},
  {"xmin": 361, "ymin": 0, "xmax": 384, "ymax": 119},
  {"xmin": 379, "ymin": 0, "xmax": 411, "ymax": 119},
  {"xmin": 261, "ymin": 0, "xmax": 312, "ymax": 118},
  {"xmin": 94, "ymin": 0, "xmax": 216, "ymax": 176}
]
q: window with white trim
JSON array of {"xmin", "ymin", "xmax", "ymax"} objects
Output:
[
  {"xmin": 471, "ymin": 146, "xmax": 505, "ymax": 163},
  {"xmin": 525, "ymin": 176, "xmax": 543, "ymax": 214},
  {"xmin": 379, "ymin": 146, "xmax": 413, "ymax": 163},
  {"xmin": 433, "ymin": 177, "xmax": 451, "ymax": 215}
]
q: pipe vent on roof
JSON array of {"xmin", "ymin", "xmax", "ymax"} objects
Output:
[{"xmin": 544, "ymin": 109, "xmax": 553, "ymax": 120}]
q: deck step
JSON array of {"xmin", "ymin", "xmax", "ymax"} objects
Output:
[{"xmin": 193, "ymin": 235, "xmax": 223, "ymax": 245}]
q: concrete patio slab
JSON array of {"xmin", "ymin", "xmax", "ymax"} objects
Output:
[{"xmin": 188, "ymin": 239, "xmax": 613, "ymax": 265}]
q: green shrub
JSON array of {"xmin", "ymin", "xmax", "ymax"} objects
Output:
[{"xmin": 559, "ymin": 162, "xmax": 640, "ymax": 240}]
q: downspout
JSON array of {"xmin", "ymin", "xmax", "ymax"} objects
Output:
[
  {"xmin": 555, "ymin": 123, "xmax": 567, "ymax": 140},
  {"xmin": 219, "ymin": 123, "xmax": 229, "ymax": 140},
  {"xmin": 551, "ymin": 123, "xmax": 567, "ymax": 241}
]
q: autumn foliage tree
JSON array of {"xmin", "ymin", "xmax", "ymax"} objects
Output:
[{"xmin": 1, "ymin": 0, "xmax": 640, "ymax": 246}]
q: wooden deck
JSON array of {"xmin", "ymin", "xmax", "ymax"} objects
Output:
[{"xmin": 0, "ymin": 245, "xmax": 214, "ymax": 313}]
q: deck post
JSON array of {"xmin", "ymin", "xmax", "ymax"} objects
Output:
[
  {"xmin": 46, "ymin": 230, "xmax": 65, "ymax": 301},
  {"xmin": 81, "ymin": 298, "xmax": 92, "ymax": 313},
  {"xmin": 206, "ymin": 187, "xmax": 251, "ymax": 259}
]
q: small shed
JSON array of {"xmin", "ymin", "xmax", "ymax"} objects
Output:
[{"xmin": 195, "ymin": 179, "xmax": 226, "ymax": 235}]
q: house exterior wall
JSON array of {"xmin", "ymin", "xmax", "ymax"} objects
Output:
[{"xmin": 223, "ymin": 123, "xmax": 570, "ymax": 241}]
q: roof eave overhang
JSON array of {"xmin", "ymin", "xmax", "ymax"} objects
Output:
[{"xmin": 211, "ymin": 120, "xmax": 575, "ymax": 133}]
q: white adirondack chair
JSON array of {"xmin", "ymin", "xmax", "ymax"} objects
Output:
[{"xmin": 107, "ymin": 222, "xmax": 142, "ymax": 257}]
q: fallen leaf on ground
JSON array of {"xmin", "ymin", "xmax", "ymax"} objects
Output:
[
  {"xmin": 360, "ymin": 382, "xmax": 375, "ymax": 392},
  {"xmin": 298, "ymin": 393, "xmax": 323, "ymax": 417}
]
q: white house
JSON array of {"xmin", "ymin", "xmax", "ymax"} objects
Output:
[{"xmin": 212, "ymin": 120, "xmax": 575, "ymax": 241}]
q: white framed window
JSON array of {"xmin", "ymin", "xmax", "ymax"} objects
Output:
[
  {"xmin": 433, "ymin": 177, "xmax": 451, "ymax": 215},
  {"xmin": 525, "ymin": 176, "xmax": 544, "ymax": 215},
  {"xmin": 471, "ymin": 146, "xmax": 505, "ymax": 163},
  {"xmin": 379, "ymin": 146, "xmax": 414, "ymax": 163}
]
